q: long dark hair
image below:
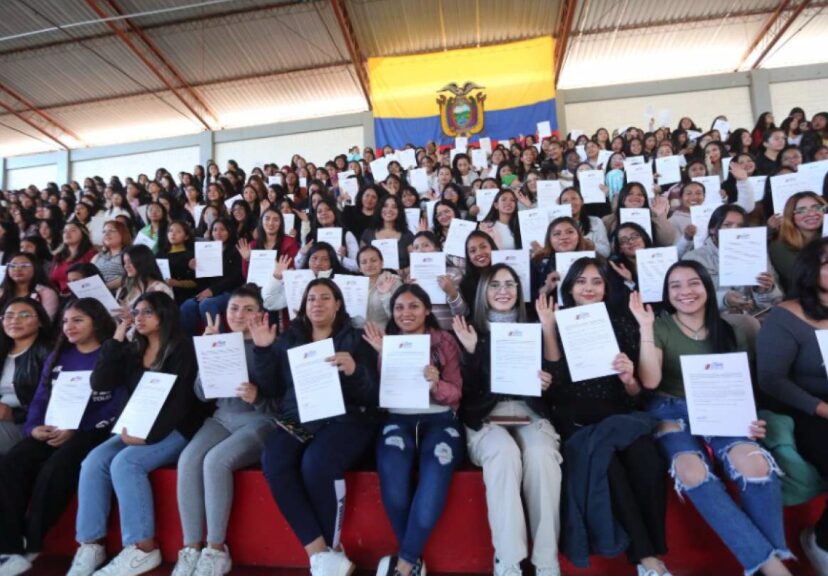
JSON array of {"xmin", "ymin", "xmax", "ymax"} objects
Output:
[
  {"xmin": 254, "ymin": 207, "xmax": 285, "ymax": 251},
  {"xmin": 790, "ymin": 238, "xmax": 828, "ymax": 321},
  {"xmin": 373, "ymin": 193, "xmax": 408, "ymax": 233},
  {"xmin": 54, "ymin": 222, "xmax": 93, "ymax": 263},
  {"xmin": 661, "ymin": 260, "xmax": 735, "ymax": 352},
  {"xmin": 121, "ymin": 245, "xmax": 164, "ymax": 293},
  {"xmin": 295, "ymin": 278, "xmax": 350, "ymax": 341},
  {"xmin": 0, "ymin": 252, "xmax": 54, "ymax": 310},
  {"xmin": 560, "ymin": 257, "xmax": 611, "ymax": 309},
  {"xmin": 306, "ymin": 197, "xmax": 345, "ymax": 245},
  {"xmin": 612, "ymin": 183, "xmax": 651, "ymax": 232},
  {"xmin": 44, "ymin": 298, "xmax": 115, "ymax": 386},
  {"xmin": 302, "ymin": 242, "xmax": 345, "ymax": 275},
  {"xmin": 482, "ymin": 189, "xmax": 522, "ymax": 248},
  {"xmin": 0, "ymin": 297, "xmax": 53, "ymax": 363},
  {"xmin": 385, "ymin": 283, "xmax": 440, "ymax": 335},
  {"xmin": 130, "ymin": 292, "xmax": 187, "ymax": 370}
]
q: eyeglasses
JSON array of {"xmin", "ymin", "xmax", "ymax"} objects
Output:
[
  {"xmin": 618, "ymin": 233, "xmax": 643, "ymax": 246},
  {"xmin": 130, "ymin": 308, "xmax": 156, "ymax": 318},
  {"xmin": 487, "ymin": 281, "xmax": 518, "ymax": 292},
  {"xmin": 0, "ymin": 312, "xmax": 36, "ymax": 321},
  {"xmin": 6, "ymin": 263, "xmax": 33, "ymax": 270},
  {"xmin": 793, "ymin": 205, "xmax": 827, "ymax": 216}
]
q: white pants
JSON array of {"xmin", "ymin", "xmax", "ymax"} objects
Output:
[{"xmin": 466, "ymin": 401, "xmax": 563, "ymax": 568}]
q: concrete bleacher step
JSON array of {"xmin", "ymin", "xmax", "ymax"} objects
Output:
[{"xmin": 41, "ymin": 468, "xmax": 823, "ymax": 575}]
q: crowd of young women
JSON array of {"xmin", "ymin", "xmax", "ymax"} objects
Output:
[{"xmin": 0, "ymin": 106, "xmax": 826, "ymax": 577}]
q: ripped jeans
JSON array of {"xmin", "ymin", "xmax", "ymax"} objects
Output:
[
  {"xmin": 376, "ymin": 411, "xmax": 464, "ymax": 565},
  {"xmin": 646, "ymin": 395, "xmax": 791, "ymax": 575}
]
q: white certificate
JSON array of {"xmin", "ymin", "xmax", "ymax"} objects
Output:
[
  {"xmin": 45, "ymin": 371, "xmax": 93, "ymax": 429},
  {"xmin": 424, "ymin": 200, "xmax": 438, "ymax": 229},
  {"xmin": 597, "ymin": 149, "xmax": 613, "ymax": 170},
  {"xmin": 519, "ymin": 208, "xmax": 551, "ymax": 249},
  {"xmin": 156, "ymin": 258, "xmax": 171, "ymax": 281},
  {"xmin": 718, "ymin": 227, "xmax": 768, "ymax": 287},
  {"xmin": 479, "ymin": 137, "xmax": 492, "ymax": 155},
  {"xmin": 247, "ymin": 250, "xmax": 278, "ymax": 289},
  {"xmin": 625, "ymin": 162, "xmax": 654, "ymax": 193},
  {"xmin": 799, "ymin": 160, "xmax": 828, "ymax": 195},
  {"xmin": 816, "ymin": 330, "xmax": 828, "ymax": 379},
  {"xmin": 396, "ymin": 148, "xmax": 417, "ymax": 169},
  {"xmin": 339, "ymin": 177, "xmax": 359, "ymax": 198},
  {"xmin": 547, "ymin": 203, "xmax": 573, "ymax": 221},
  {"xmin": 195, "ymin": 241, "xmax": 223, "ymax": 278},
  {"xmin": 370, "ymin": 158, "xmax": 390, "ymax": 182},
  {"xmin": 408, "ymin": 168, "xmax": 429, "ymax": 194},
  {"xmin": 380, "ymin": 335, "xmax": 431, "ymax": 409},
  {"xmin": 317, "ymin": 227, "xmax": 343, "ymax": 249},
  {"xmin": 556, "ymin": 250, "xmax": 596, "ymax": 283},
  {"xmin": 712, "ymin": 118, "xmax": 730, "ymax": 140},
  {"xmin": 299, "ymin": 178, "xmax": 308, "ymax": 189},
  {"xmin": 578, "ymin": 170, "xmax": 606, "ymax": 204},
  {"xmin": 372, "ymin": 239, "xmax": 400, "ymax": 271},
  {"xmin": 569, "ymin": 129, "xmax": 584, "ymax": 141},
  {"xmin": 193, "ymin": 205, "xmax": 206, "ymax": 226},
  {"xmin": 692, "ymin": 176, "xmax": 722, "ymax": 206},
  {"xmin": 690, "ymin": 205, "xmax": 717, "ymax": 248},
  {"xmin": 656, "ymin": 156, "xmax": 682, "ymax": 185},
  {"xmin": 687, "ymin": 130, "xmax": 702, "ymax": 142},
  {"xmin": 287, "ymin": 338, "xmax": 346, "ymax": 423},
  {"xmin": 537, "ymin": 121, "xmax": 553, "ymax": 138},
  {"xmin": 681, "ymin": 352, "xmax": 757, "ymax": 437},
  {"xmin": 492, "ymin": 250, "xmax": 531, "ymax": 302},
  {"xmin": 282, "ymin": 212, "xmax": 296, "ymax": 235},
  {"xmin": 537, "ymin": 180, "xmax": 562, "ymax": 209},
  {"xmin": 556, "ymin": 302, "xmax": 620, "ymax": 382},
  {"xmin": 405, "ymin": 208, "xmax": 421, "ymax": 235},
  {"xmin": 471, "ymin": 149, "xmax": 488, "ymax": 171},
  {"xmin": 332, "ymin": 274, "xmax": 370, "ymax": 320},
  {"xmin": 267, "ymin": 175, "xmax": 281, "ymax": 186},
  {"xmin": 449, "ymin": 148, "xmax": 461, "ymax": 164},
  {"xmin": 625, "ymin": 156, "xmax": 645, "ymax": 167},
  {"xmin": 193, "ymin": 332, "xmax": 249, "ymax": 399},
  {"xmin": 475, "ymin": 188, "xmax": 499, "ymax": 222},
  {"xmin": 619, "ymin": 208, "xmax": 653, "ymax": 240},
  {"xmin": 490, "ymin": 323, "xmax": 542, "ymax": 396},
  {"xmin": 455, "ymin": 137, "xmax": 468, "ymax": 151},
  {"xmin": 134, "ymin": 231, "xmax": 155, "ymax": 249},
  {"xmin": 722, "ymin": 157, "xmax": 732, "ymax": 181},
  {"xmin": 409, "ymin": 252, "xmax": 447, "ymax": 305},
  {"xmin": 575, "ymin": 145, "xmax": 587, "ymax": 161},
  {"xmin": 770, "ymin": 173, "xmax": 809, "ymax": 214},
  {"xmin": 112, "ymin": 371, "xmax": 177, "ymax": 439},
  {"xmin": 444, "ymin": 219, "xmax": 477, "ymax": 258},
  {"xmin": 224, "ymin": 194, "xmax": 242, "ymax": 210},
  {"xmin": 283, "ymin": 269, "xmax": 316, "ymax": 320},
  {"xmin": 747, "ymin": 176, "xmax": 768, "ymax": 199},
  {"xmin": 68, "ymin": 275, "xmax": 120, "ymax": 313},
  {"xmin": 636, "ymin": 246, "xmax": 678, "ymax": 303}
]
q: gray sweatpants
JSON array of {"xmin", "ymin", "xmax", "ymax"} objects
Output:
[{"xmin": 177, "ymin": 417, "xmax": 274, "ymax": 545}]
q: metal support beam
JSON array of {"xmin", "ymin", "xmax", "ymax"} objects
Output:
[
  {"xmin": 0, "ymin": 99, "xmax": 70, "ymax": 149},
  {"xmin": 328, "ymin": 0, "xmax": 372, "ymax": 110},
  {"xmin": 749, "ymin": 0, "xmax": 813, "ymax": 69},
  {"xmin": 0, "ymin": 83, "xmax": 83, "ymax": 143},
  {"xmin": 735, "ymin": 0, "xmax": 791, "ymax": 71},
  {"xmin": 553, "ymin": 0, "xmax": 578, "ymax": 88},
  {"xmin": 83, "ymin": 0, "xmax": 217, "ymax": 131}
]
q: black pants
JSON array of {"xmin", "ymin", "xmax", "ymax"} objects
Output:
[
  {"xmin": 0, "ymin": 430, "xmax": 108, "ymax": 554},
  {"xmin": 607, "ymin": 435, "xmax": 668, "ymax": 563},
  {"xmin": 791, "ymin": 409, "xmax": 828, "ymax": 549}
]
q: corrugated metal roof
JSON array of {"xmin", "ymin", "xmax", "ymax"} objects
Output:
[
  {"xmin": 758, "ymin": 6, "xmax": 828, "ymax": 69},
  {"xmin": 0, "ymin": 114, "xmax": 64, "ymax": 157},
  {"xmin": 0, "ymin": 0, "xmax": 106, "ymax": 53},
  {"xmin": 347, "ymin": 0, "xmax": 559, "ymax": 57}
]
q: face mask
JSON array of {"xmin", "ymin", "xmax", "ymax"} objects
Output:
[{"xmin": 347, "ymin": 153, "xmax": 362, "ymax": 162}]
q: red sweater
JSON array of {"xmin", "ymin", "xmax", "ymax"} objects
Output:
[{"xmin": 49, "ymin": 248, "xmax": 97, "ymax": 294}]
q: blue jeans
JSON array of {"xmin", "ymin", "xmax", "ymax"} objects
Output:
[
  {"xmin": 75, "ymin": 431, "xmax": 187, "ymax": 546},
  {"xmin": 180, "ymin": 292, "xmax": 231, "ymax": 336},
  {"xmin": 376, "ymin": 411, "xmax": 464, "ymax": 565},
  {"xmin": 645, "ymin": 395, "xmax": 790, "ymax": 574}
]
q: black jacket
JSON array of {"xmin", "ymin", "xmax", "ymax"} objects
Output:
[{"xmin": 8, "ymin": 342, "xmax": 52, "ymax": 424}]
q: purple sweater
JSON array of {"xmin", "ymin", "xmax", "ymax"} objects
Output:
[{"xmin": 24, "ymin": 345, "xmax": 125, "ymax": 436}]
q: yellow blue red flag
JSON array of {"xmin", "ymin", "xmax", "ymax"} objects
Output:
[{"xmin": 369, "ymin": 36, "xmax": 557, "ymax": 147}]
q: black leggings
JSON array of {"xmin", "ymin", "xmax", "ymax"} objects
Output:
[
  {"xmin": 0, "ymin": 430, "xmax": 108, "ymax": 554},
  {"xmin": 791, "ymin": 410, "xmax": 828, "ymax": 549},
  {"xmin": 607, "ymin": 436, "xmax": 668, "ymax": 563}
]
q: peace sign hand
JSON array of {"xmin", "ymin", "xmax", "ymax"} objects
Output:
[{"xmin": 203, "ymin": 312, "xmax": 221, "ymax": 335}]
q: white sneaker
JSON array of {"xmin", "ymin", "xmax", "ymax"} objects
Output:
[
  {"xmin": 637, "ymin": 562, "xmax": 672, "ymax": 576},
  {"xmin": 535, "ymin": 563, "xmax": 560, "ymax": 576},
  {"xmin": 92, "ymin": 545, "xmax": 161, "ymax": 576},
  {"xmin": 493, "ymin": 556, "xmax": 522, "ymax": 576},
  {"xmin": 309, "ymin": 548, "xmax": 355, "ymax": 576},
  {"xmin": 0, "ymin": 554, "xmax": 32, "ymax": 576},
  {"xmin": 194, "ymin": 546, "xmax": 232, "ymax": 576},
  {"xmin": 802, "ymin": 527, "xmax": 828, "ymax": 575},
  {"xmin": 172, "ymin": 546, "xmax": 202, "ymax": 576},
  {"xmin": 67, "ymin": 543, "xmax": 106, "ymax": 576}
]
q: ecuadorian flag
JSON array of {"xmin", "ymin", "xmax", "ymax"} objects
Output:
[{"xmin": 369, "ymin": 36, "xmax": 557, "ymax": 148}]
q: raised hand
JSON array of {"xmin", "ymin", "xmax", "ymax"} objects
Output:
[
  {"xmin": 115, "ymin": 300, "xmax": 134, "ymax": 341},
  {"xmin": 376, "ymin": 272, "xmax": 398, "ymax": 294},
  {"xmin": 651, "ymin": 195, "xmax": 669, "ymax": 218},
  {"xmin": 436, "ymin": 274, "xmax": 459, "ymax": 300},
  {"xmin": 236, "ymin": 238, "xmax": 252, "ymax": 261},
  {"xmin": 608, "ymin": 260, "xmax": 633, "ymax": 283},
  {"xmin": 535, "ymin": 292, "xmax": 557, "ymax": 327},
  {"xmin": 629, "ymin": 291, "xmax": 655, "ymax": 328},
  {"xmin": 683, "ymin": 224, "xmax": 697, "ymax": 241},
  {"xmin": 452, "ymin": 315, "xmax": 478, "ymax": 354},
  {"xmin": 362, "ymin": 321, "xmax": 385, "ymax": 354},
  {"xmin": 273, "ymin": 254, "xmax": 292, "ymax": 281},
  {"xmin": 249, "ymin": 312, "xmax": 277, "ymax": 347}
]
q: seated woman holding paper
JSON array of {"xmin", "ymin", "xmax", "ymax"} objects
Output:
[
  {"xmin": 236, "ymin": 207, "xmax": 299, "ymax": 282},
  {"xmin": 757, "ymin": 239, "xmax": 828, "ymax": 574},
  {"xmin": 250, "ymin": 278, "xmax": 379, "ymax": 576},
  {"xmin": 545, "ymin": 257, "xmax": 669, "ymax": 576},
  {"xmin": 629, "ymin": 261, "xmax": 792, "ymax": 576},
  {"xmin": 262, "ymin": 242, "xmax": 345, "ymax": 315},
  {"xmin": 354, "ymin": 245, "xmax": 402, "ymax": 329},
  {"xmin": 0, "ymin": 252, "xmax": 60, "ymax": 321},
  {"xmin": 453, "ymin": 264, "xmax": 560, "ymax": 576},
  {"xmin": 769, "ymin": 192, "xmax": 827, "ymax": 296},
  {"xmin": 0, "ymin": 299, "xmax": 52, "ymax": 455},
  {"xmin": 296, "ymin": 198, "xmax": 360, "ymax": 273},
  {"xmin": 478, "ymin": 189, "xmax": 522, "ymax": 251},
  {"xmin": 136, "ymin": 201, "xmax": 169, "ymax": 255},
  {"xmin": 114, "ymin": 245, "xmax": 174, "ymax": 309},
  {"xmin": 91, "ymin": 220, "xmax": 131, "ymax": 291},
  {"xmin": 668, "ymin": 181, "xmax": 707, "ymax": 258},
  {"xmin": 180, "ymin": 217, "xmax": 244, "ymax": 336},
  {"xmin": 173, "ymin": 285, "xmax": 279, "ymax": 576},
  {"xmin": 69, "ymin": 292, "xmax": 203, "ymax": 576},
  {"xmin": 530, "ymin": 216, "xmax": 594, "ymax": 302},
  {"xmin": 558, "ymin": 187, "xmax": 611, "ymax": 256},
  {"xmin": 341, "ymin": 185, "xmax": 379, "ymax": 242},
  {"xmin": 157, "ymin": 220, "xmax": 198, "ymax": 305},
  {"xmin": 407, "ymin": 232, "xmax": 468, "ymax": 330},
  {"xmin": 360, "ymin": 194, "xmax": 415, "ymax": 271},
  {"xmin": 49, "ymin": 221, "xmax": 97, "ymax": 297},
  {"xmin": 0, "ymin": 298, "xmax": 117, "ymax": 576},
  {"xmin": 602, "ymin": 183, "xmax": 676, "ymax": 247},
  {"xmin": 362, "ymin": 284, "xmax": 463, "ymax": 576}
]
